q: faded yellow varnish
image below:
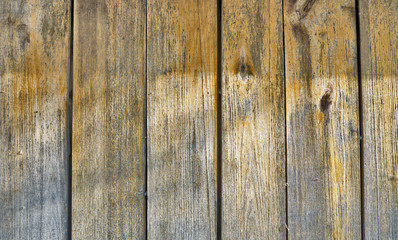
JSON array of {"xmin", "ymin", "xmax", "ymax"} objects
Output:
[
  {"xmin": 72, "ymin": 0, "xmax": 146, "ymax": 239},
  {"xmin": 0, "ymin": 0, "xmax": 70, "ymax": 239},
  {"xmin": 222, "ymin": 0, "xmax": 286, "ymax": 239},
  {"xmin": 147, "ymin": 0, "xmax": 217, "ymax": 239},
  {"xmin": 284, "ymin": 0, "xmax": 361, "ymax": 238},
  {"xmin": 360, "ymin": 0, "xmax": 398, "ymax": 239}
]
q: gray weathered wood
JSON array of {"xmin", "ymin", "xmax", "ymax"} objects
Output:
[
  {"xmin": 221, "ymin": 0, "xmax": 286, "ymax": 238},
  {"xmin": 284, "ymin": 0, "xmax": 362, "ymax": 238},
  {"xmin": 0, "ymin": 0, "xmax": 70, "ymax": 239},
  {"xmin": 72, "ymin": 0, "xmax": 146, "ymax": 239},
  {"xmin": 147, "ymin": 0, "xmax": 218, "ymax": 239},
  {"xmin": 360, "ymin": 0, "xmax": 398, "ymax": 238}
]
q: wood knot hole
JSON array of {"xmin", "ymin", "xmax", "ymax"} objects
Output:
[
  {"xmin": 239, "ymin": 62, "xmax": 247, "ymax": 80},
  {"xmin": 320, "ymin": 85, "xmax": 333, "ymax": 112},
  {"xmin": 235, "ymin": 47, "xmax": 254, "ymax": 81}
]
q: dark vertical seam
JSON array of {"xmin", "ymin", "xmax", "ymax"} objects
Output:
[
  {"xmin": 66, "ymin": 0, "xmax": 74, "ymax": 239},
  {"xmin": 144, "ymin": 0, "xmax": 148, "ymax": 239},
  {"xmin": 282, "ymin": 0, "xmax": 288, "ymax": 239},
  {"xmin": 354, "ymin": 0, "xmax": 365, "ymax": 239},
  {"xmin": 216, "ymin": 0, "xmax": 222, "ymax": 239}
]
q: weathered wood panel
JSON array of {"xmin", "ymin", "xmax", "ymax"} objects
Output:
[
  {"xmin": 147, "ymin": 0, "xmax": 218, "ymax": 239},
  {"xmin": 284, "ymin": 0, "xmax": 361, "ymax": 238},
  {"xmin": 72, "ymin": 0, "xmax": 146, "ymax": 239},
  {"xmin": 221, "ymin": 0, "xmax": 286, "ymax": 239},
  {"xmin": 0, "ymin": 0, "xmax": 70, "ymax": 239},
  {"xmin": 360, "ymin": 0, "xmax": 398, "ymax": 238}
]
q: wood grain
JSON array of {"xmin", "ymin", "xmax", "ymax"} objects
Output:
[
  {"xmin": 359, "ymin": 0, "xmax": 398, "ymax": 238},
  {"xmin": 0, "ymin": 0, "xmax": 70, "ymax": 239},
  {"xmin": 147, "ymin": 0, "xmax": 217, "ymax": 239},
  {"xmin": 72, "ymin": 0, "xmax": 146, "ymax": 239},
  {"xmin": 284, "ymin": 0, "xmax": 361, "ymax": 238},
  {"xmin": 221, "ymin": 0, "xmax": 286, "ymax": 239}
]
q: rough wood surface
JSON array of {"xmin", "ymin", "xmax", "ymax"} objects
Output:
[
  {"xmin": 72, "ymin": 0, "xmax": 146, "ymax": 239},
  {"xmin": 0, "ymin": 0, "xmax": 70, "ymax": 239},
  {"xmin": 284, "ymin": 0, "xmax": 361, "ymax": 238},
  {"xmin": 359, "ymin": 0, "xmax": 398, "ymax": 238},
  {"xmin": 221, "ymin": 0, "xmax": 286, "ymax": 239},
  {"xmin": 147, "ymin": 0, "xmax": 218, "ymax": 239}
]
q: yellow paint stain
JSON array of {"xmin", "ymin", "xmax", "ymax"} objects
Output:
[
  {"xmin": 328, "ymin": 136, "xmax": 345, "ymax": 239},
  {"xmin": 7, "ymin": 3, "xmax": 68, "ymax": 119},
  {"xmin": 10, "ymin": 32, "xmax": 44, "ymax": 117},
  {"xmin": 286, "ymin": 80, "xmax": 301, "ymax": 104},
  {"xmin": 315, "ymin": 109, "xmax": 324, "ymax": 123}
]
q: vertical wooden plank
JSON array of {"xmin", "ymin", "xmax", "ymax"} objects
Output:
[
  {"xmin": 221, "ymin": 0, "xmax": 286, "ymax": 239},
  {"xmin": 284, "ymin": 0, "xmax": 361, "ymax": 238},
  {"xmin": 360, "ymin": 0, "xmax": 398, "ymax": 238},
  {"xmin": 72, "ymin": 0, "xmax": 146, "ymax": 239},
  {"xmin": 147, "ymin": 0, "xmax": 217, "ymax": 239},
  {"xmin": 0, "ymin": 0, "xmax": 70, "ymax": 239}
]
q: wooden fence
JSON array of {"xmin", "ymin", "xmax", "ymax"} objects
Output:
[{"xmin": 1, "ymin": 0, "xmax": 397, "ymax": 239}]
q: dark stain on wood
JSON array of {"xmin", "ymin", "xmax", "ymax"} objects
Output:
[
  {"xmin": 287, "ymin": 0, "xmax": 317, "ymax": 19},
  {"xmin": 340, "ymin": 5, "xmax": 355, "ymax": 16},
  {"xmin": 17, "ymin": 23, "xmax": 30, "ymax": 50},
  {"xmin": 297, "ymin": 0, "xmax": 318, "ymax": 20},
  {"xmin": 291, "ymin": 23, "xmax": 313, "ymax": 97},
  {"xmin": 292, "ymin": 23, "xmax": 309, "ymax": 40},
  {"xmin": 287, "ymin": 0, "xmax": 298, "ymax": 13}
]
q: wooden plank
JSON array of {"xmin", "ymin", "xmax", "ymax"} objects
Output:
[
  {"xmin": 359, "ymin": 0, "xmax": 398, "ymax": 238},
  {"xmin": 0, "ymin": 0, "xmax": 70, "ymax": 239},
  {"xmin": 284, "ymin": 0, "xmax": 361, "ymax": 238},
  {"xmin": 72, "ymin": 0, "xmax": 146, "ymax": 239},
  {"xmin": 147, "ymin": 0, "xmax": 217, "ymax": 239},
  {"xmin": 221, "ymin": 0, "xmax": 286, "ymax": 239}
]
